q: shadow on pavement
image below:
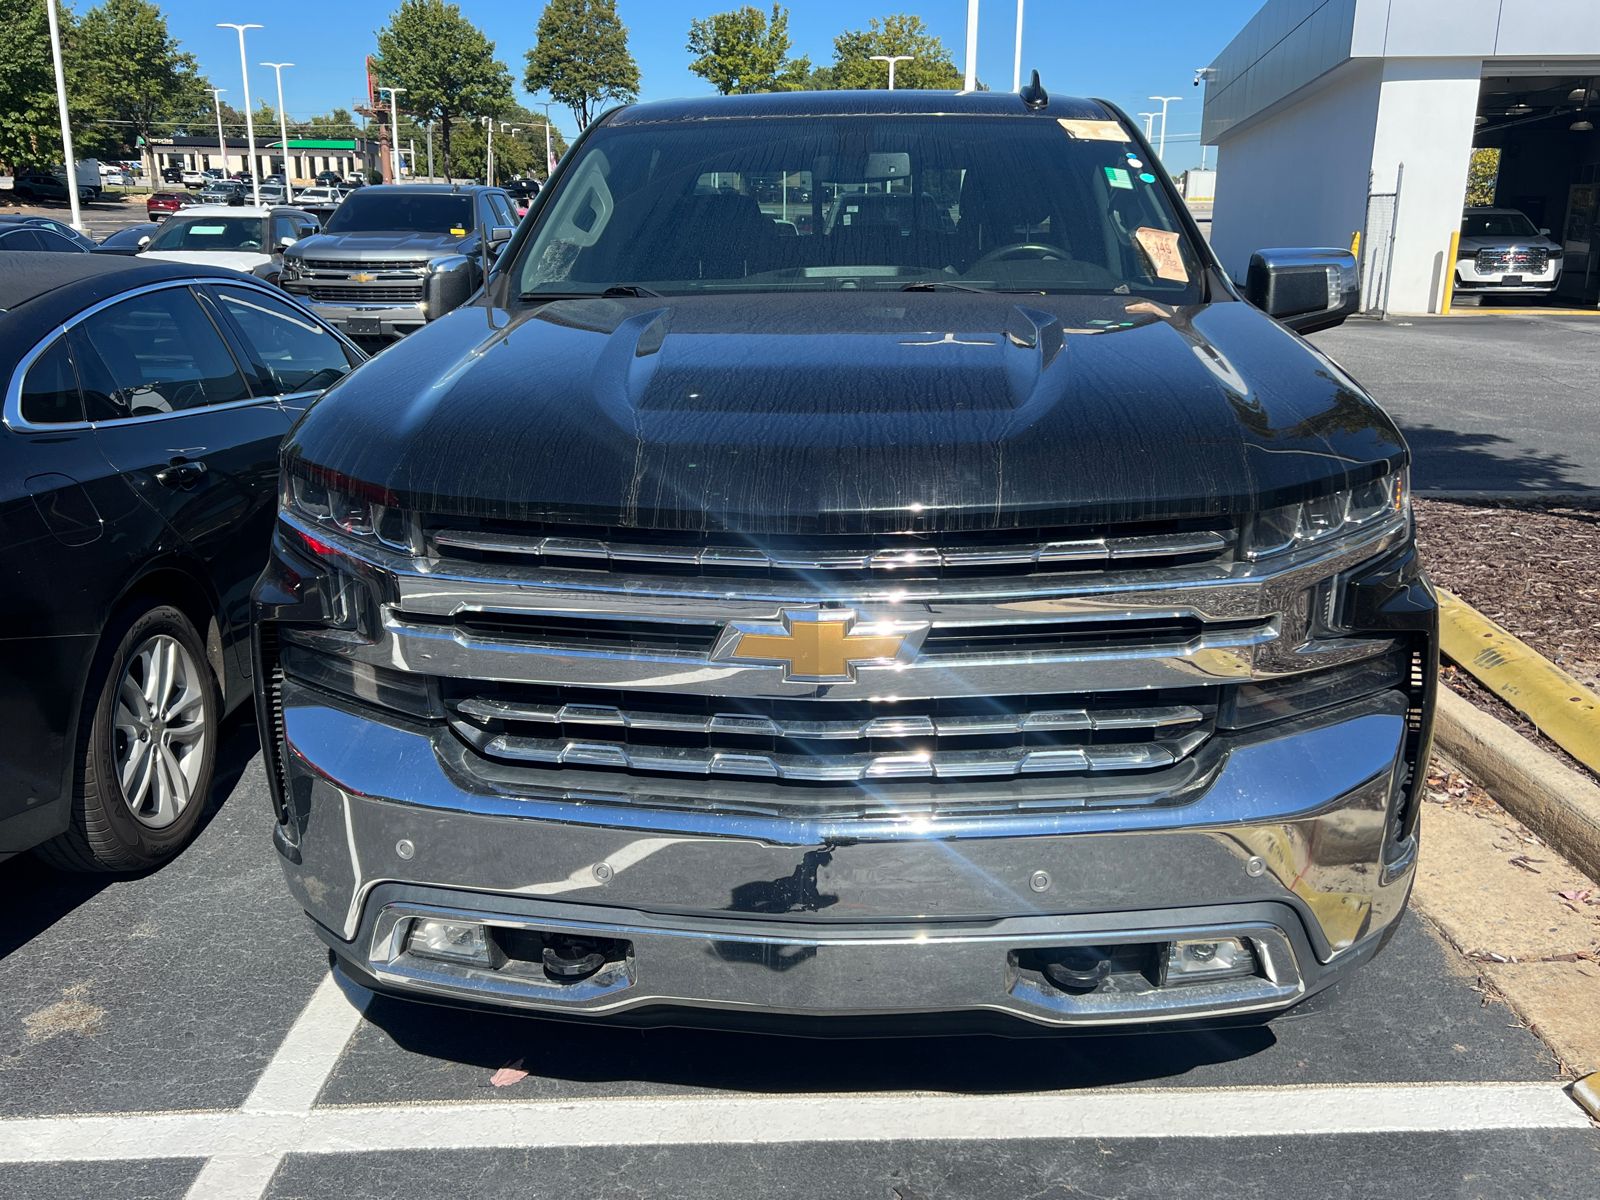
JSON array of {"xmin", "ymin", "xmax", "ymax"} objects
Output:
[
  {"xmin": 1403, "ymin": 423, "xmax": 1589, "ymax": 492},
  {"xmin": 357, "ymin": 985, "xmax": 1282, "ymax": 1092},
  {"xmin": 0, "ymin": 710, "xmax": 259, "ymax": 960}
]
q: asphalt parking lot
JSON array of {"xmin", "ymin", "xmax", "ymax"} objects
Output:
[{"xmin": 2, "ymin": 713, "xmax": 1597, "ymax": 1199}]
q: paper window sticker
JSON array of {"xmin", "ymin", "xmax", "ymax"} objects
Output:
[
  {"xmin": 1126, "ymin": 157, "xmax": 1144, "ymax": 168},
  {"xmin": 1139, "ymin": 172, "xmax": 1157, "ymax": 184},
  {"xmin": 450, "ymin": 226, "xmax": 467, "ymax": 236},
  {"xmin": 1057, "ymin": 118, "xmax": 1127, "ymax": 142},
  {"xmin": 1104, "ymin": 166, "xmax": 1133, "ymax": 190},
  {"xmin": 1132, "ymin": 228, "xmax": 1189, "ymax": 283}
]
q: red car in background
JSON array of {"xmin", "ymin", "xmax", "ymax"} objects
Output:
[{"xmin": 146, "ymin": 191, "xmax": 197, "ymax": 221}]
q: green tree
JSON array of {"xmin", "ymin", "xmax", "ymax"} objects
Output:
[
  {"xmin": 0, "ymin": 0, "xmax": 74, "ymax": 171},
  {"xmin": 74, "ymin": 0, "xmax": 208, "ymax": 175},
  {"xmin": 686, "ymin": 4, "xmax": 809, "ymax": 95},
  {"xmin": 446, "ymin": 105, "xmax": 569, "ymax": 183},
  {"xmin": 373, "ymin": 0, "xmax": 514, "ymax": 180},
  {"xmin": 825, "ymin": 15, "xmax": 964, "ymax": 91},
  {"xmin": 524, "ymin": 0, "xmax": 639, "ymax": 129},
  {"xmin": 1465, "ymin": 147, "xmax": 1500, "ymax": 208}
]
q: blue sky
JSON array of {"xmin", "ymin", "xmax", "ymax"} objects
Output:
[{"xmin": 161, "ymin": 0, "xmax": 1259, "ymax": 172}]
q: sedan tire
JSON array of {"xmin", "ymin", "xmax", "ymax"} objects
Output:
[{"xmin": 35, "ymin": 606, "xmax": 220, "ymax": 873}]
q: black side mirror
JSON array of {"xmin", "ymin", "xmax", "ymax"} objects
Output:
[{"xmin": 1245, "ymin": 247, "xmax": 1359, "ymax": 335}]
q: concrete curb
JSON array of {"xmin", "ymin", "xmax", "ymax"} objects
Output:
[{"xmin": 1434, "ymin": 687, "xmax": 1600, "ymax": 885}]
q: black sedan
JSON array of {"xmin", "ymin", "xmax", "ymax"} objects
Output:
[
  {"xmin": 0, "ymin": 215, "xmax": 96, "ymax": 253},
  {"xmin": 0, "ymin": 254, "xmax": 365, "ymax": 871}
]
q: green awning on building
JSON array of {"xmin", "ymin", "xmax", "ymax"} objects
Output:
[{"xmin": 266, "ymin": 139, "xmax": 360, "ymax": 150}]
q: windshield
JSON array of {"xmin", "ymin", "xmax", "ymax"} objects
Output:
[
  {"xmin": 323, "ymin": 190, "xmax": 474, "ymax": 235},
  {"xmin": 1462, "ymin": 211, "xmax": 1539, "ymax": 238},
  {"xmin": 147, "ymin": 215, "xmax": 263, "ymax": 252},
  {"xmin": 513, "ymin": 114, "xmax": 1204, "ymax": 300}
]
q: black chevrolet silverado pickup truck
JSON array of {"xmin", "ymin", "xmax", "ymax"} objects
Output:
[{"xmin": 256, "ymin": 86, "xmax": 1437, "ymax": 1032}]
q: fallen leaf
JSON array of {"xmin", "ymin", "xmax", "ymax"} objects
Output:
[
  {"xmin": 1556, "ymin": 888, "xmax": 1594, "ymax": 904},
  {"xmin": 490, "ymin": 1060, "xmax": 528, "ymax": 1088}
]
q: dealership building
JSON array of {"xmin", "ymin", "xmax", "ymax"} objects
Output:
[{"xmin": 1203, "ymin": 0, "xmax": 1600, "ymax": 313}]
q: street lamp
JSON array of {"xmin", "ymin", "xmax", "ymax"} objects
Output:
[
  {"xmin": 1138, "ymin": 111, "xmax": 1157, "ymax": 139},
  {"xmin": 260, "ymin": 61, "xmax": 293, "ymax": 203},
  {"xmin": 218, "ymin": 24, "xmax": 263, "ymax": 206},
  {"xmin": 536, "ymin": 101, "xmax": 556, "ymax": 178},
  {"xmin": 963, "ymin": 0, "xmax": 979, "ymax": 92},
  {"xmin": 870, "ymin": 54, "xmax": 913, "ymax": 91},
  {"xmin": 481, "ymin": 115, "xmax": 494, "ymax": 185},
  {"xmin": 44, "ymin": 0, "xmax": 81, "ymax": 231},
  {"xmin": 378, "ymin": 86, "xmax": 406, "ymax": 182},
  {"xmin": 1149, "ymin": 94, "xmax": 1182, "ymax": 161},
  {"xmin": 1012, "ymin": 0, "xmax": 1025, "ymax": 93}
]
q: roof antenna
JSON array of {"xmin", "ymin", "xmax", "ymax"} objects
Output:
[{"xmin": 1019, "ymin": 69, "xmax": 1048, "ymax": 110}]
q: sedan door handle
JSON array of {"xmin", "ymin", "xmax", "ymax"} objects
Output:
[{"xmin": 154, "ymin": 460, "xmax": 208, "ymax": 488}]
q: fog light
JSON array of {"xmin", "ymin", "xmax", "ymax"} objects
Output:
[
  {"xmin": 1163, "ymin": 937, "xmax": 1255, "ymax": 985},
  {"xmin": 408, "ymin": 918, "xmax": 494, "ymax": 966}
]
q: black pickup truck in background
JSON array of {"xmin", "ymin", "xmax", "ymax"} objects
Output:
[
  {"xmin": 279, "ymin": 183, "xmax": 519, "ymax": 341},
  {"xmin": 256, "ymin": 87, "xmax": 1436, "ymax": 1033}
]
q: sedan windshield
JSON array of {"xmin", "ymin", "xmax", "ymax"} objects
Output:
[
  {"xmin": 324, "ymin": 190, "xmax": 473, "ymax": 235},
  {"xmin": 1462, "ymin": 211, "xmax": 1539, "ymax": 238},
  {"xmin": 514, "ymin": 114, "xmax": 1205, "ymax": 300},
  {"xmin": 147, "ymin": 216, "xmax": 264, "ymax": 252}
]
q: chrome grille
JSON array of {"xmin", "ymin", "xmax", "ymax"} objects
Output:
[
  {"xmin": 301, "ymin": 257, "xmax": 431, "ymax": 272},
  {"xmin": 306, "ymin": 283, "xmax": 424, "ymax": 303},
  {"xmin": 426, "ymin": 521, "xmax": 1233, "ymax": 581},
  {"xmin": 1476, "ymin": 248, "xmax": 1548, "ymax": 273},
  {"xmin": 447, "ymin": 684, "xmax": 1216, "ymax": 784}
]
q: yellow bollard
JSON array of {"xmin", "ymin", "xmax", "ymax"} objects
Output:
[{"xmin": 1441, "ymin": 229, "xmax": 1461, "ymax": 314}]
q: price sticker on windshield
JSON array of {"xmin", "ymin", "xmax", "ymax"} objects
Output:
[
  {"xmin": 1133, "ymin": 227, "xmax": 1189, "ymax": 283},
  {"xmin": 1057, "ymin": 118, "xmax": 1127, "ymax": 142}
]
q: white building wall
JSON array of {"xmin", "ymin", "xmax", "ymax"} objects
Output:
[
  {"xmin": 1367, "ymin": 57, "xmax": 1482, "ymax": 312},
  {"xmin": 1209, "ymin": 62, "xmax": 1381, "ymax": 284}
]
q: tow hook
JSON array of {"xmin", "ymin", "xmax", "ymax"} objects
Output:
[
  {"xmin": 1038, "ymin": 947, "xmax": 1114, "ymax": 993},
  {"xmin": 541, "ymin": 935, "xmax": 608, "ymax": 982}
]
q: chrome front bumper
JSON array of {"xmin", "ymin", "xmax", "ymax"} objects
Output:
[
  {"xmin": 293, "ymin": 298, "xmax": 427, "ymax": 338},
  {"xmin": 275, "ymin": 683, "xmax": 1417, "ymax": 1028}
]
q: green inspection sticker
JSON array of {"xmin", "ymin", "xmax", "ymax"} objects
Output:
[{"xmin": 1104, "ymin": 166, "xmax": 1133, "ymax": 190}]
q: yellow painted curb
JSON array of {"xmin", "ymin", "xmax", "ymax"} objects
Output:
[
  {"xmin": 1572, "ymin": 1072, "xmax": 1600, "ymax": 1120},
  {"xmin": 1438, "ymin": 589, "xmax": 1600, "ymax": 776}
]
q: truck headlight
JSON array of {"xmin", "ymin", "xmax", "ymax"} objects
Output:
[
  {"xmin": 1242, "ymin": 470, "xmax": 1408, "ymax": 561},
  {"xmin": 282, "ymin": 470, "xmax": 413, "ymax": 553}
]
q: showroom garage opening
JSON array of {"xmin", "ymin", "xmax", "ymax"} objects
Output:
[{"xmin": 1203, "ymin": 0, "xmax": 1600, "ymax": 315}]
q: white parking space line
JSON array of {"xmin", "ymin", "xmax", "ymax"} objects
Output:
[
  {"xmin": 240, "ymin": 972, "xmax": 369, "ymax": 1115},
  {"xmin": 0, "ymin": 1083, "xmax": 1588, "ymax": 1169}
]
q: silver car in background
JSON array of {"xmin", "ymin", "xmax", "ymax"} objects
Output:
[{"xmin": 1454, "ymin": 207, "xmax": 1563, "ymax": 301}]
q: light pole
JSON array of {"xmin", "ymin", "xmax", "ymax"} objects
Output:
[
  {"xmin": 424, "ymin": 122, "xmax": 434, "ymax": 181},
  {"xmin": 963, "ymin": 0, "xmax": 979, "ymax": 92},
  {"xmin": 210, "ymin": 88, "xmax": 228, "ymax": 177},
  {"xmin": 379, "ymin": 86, "xmax": 406, "ymax": 182},
  {"xmin": 1138, "ymin": 111, "xmax": 1157, "ymax": 139},
  {"xmin": 536, "ymin": 101, "xmax": 556, "ymax": 178},
  {"xmin": 481, "ymin": 115, "xmax": 494, "ymax": 184},
  {"xmin": 218, "ymin": 24, "xmax": 262, "ymax": 205},
  {"xmin": 1149, "ymin": 94, "xmax": 1182, "ymax": 161},
  {"xmin": 870, "ymin": 54, "xmax": 912, "ymax": 91},
  {"xmin": 261, "ymin": 61, "xmax": 293, "ymax": 202},
  {"xmin": 45, "ymin": 0, "xmax": 81, "ymax": 230},
  {"xmin": 1012, "ymin": 0, "xmax": 1024, "ymax": 93}
]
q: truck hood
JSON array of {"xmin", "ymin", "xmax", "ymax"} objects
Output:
[
  {"xmin": 1457, "ymin": 234, "xmax": 1560, "ymax": 254},
  {"xmin": 142, "ymin": 249, "xmax": 269, "ymax": 273},
  {"xmin": 291, "ymin": 230, "xmax": 471, "ymax": 260},
  {"xmin": 286, "ymin": 292, "xmax": 1407, "ymax": 533}
]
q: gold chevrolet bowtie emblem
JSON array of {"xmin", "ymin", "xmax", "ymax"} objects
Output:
[
  {"xmin": 713, "ymin": 609, "xmax": 928, "ymax": 683},
  {"xmin": 350, "ymin": 271, "xmax": 375, "ymax": 283}
]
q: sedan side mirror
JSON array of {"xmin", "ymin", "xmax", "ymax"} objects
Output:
[
  {"xmin": 278, "ymin": 235, "xmax": 296, "ymax": 250},
  {"xmin": 1245, "ymin": 247, "xmax": 1359, "ymax": 335},
  {"xmin": 137, "ymin": 235, "xmax": 151, "ymax": 250}
]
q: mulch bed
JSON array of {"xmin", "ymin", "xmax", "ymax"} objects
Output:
[{"xmin": 1414, "ymin": 497, "xmax": 1600, "ymax": 784}]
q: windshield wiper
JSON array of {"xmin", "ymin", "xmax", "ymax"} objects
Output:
[{"xmin": 900, "ymin": 281, "xmax": 1046, "ymax": 294}]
